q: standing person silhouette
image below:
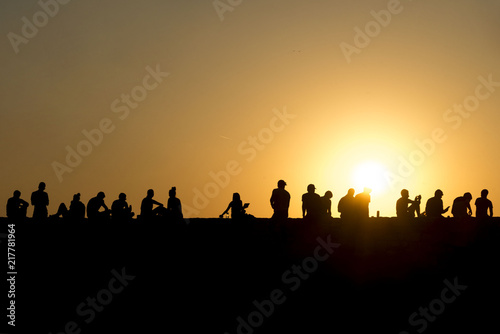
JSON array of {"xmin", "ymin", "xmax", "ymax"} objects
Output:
[
  {"xmin": 451, "ymin": 192, "xmax": 473, "ymax": 218},
  {"xmin": 7, "ymin": 190, "xmax": 29, "ymax": 221},
  {"xmin": 270, "ymin": 180, "xmax": 291, "ymax": 220},
  {"xmin": 475, "ymin": 189, "xmax": 493, "ymax": 219},
  {"xmin": 302, "ymin": 184, "xmax": 321, "ymax": 219},
  {"xmin": 354, "ymin": 187, "xmax": 371, "ymax": 219},
  {"xmin": 425, "ymin": 189, "xmax": 449, "ymax": 218},
  {"xmin": 338, "ymin": 188, "xmax": 356, "ymax": 221},
  {"xmin": 31, "ymin": 182, "xmax": 49, "ymax": 220},
  {"xmin": 167, "ymin": 187, "xmax": 183, "ymax": 220}
]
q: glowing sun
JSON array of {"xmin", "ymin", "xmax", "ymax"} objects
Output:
[{"xmin": 351, "ymin": 161, "xmax": 388, "ymax": 195}]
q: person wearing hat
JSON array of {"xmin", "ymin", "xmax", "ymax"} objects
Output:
[
  {"xmin": 302, "ymin": 184, "xmax": 321, "ymax": 219},
  {"xmin": 270, "ymin": 180, "xmax": 291, "ymax": 219}
]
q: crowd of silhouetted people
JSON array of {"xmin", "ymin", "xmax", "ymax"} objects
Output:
[{"xmin": 4, "ymin": 181, "xmax": 495, "ymax": 223}]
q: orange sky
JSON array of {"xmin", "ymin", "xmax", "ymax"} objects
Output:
[{"xmin": 1, "ymin": 0, "xmax": 500, "ymax": 218}]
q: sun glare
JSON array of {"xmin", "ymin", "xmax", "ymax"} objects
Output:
[{"xmin": 351, "ymin": 161, "xmax": 388, "ymax": 196}]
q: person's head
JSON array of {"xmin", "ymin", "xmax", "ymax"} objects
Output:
[
  {"xmin": 481, "ymin": 189, "xmax": 489, "ymax": 198},
  {"xmin": 307, "ymin": 184, "xmax": 316, "ymax": 193},
  {"xmin": 278, "ymin": 180, "xmax": 286, "ymax": 189},
  {"xmin": 364, "ymin": 187, "xmax": 372, "ymax": 194},
  {"xmin": 97, "ymin": 191, "xmax": 105, "ymax": 199},
  {"xmin": 119, "ymin": 193, "xmax": 127, "ymax": 201},
  {"xmin": 435, "ymin": 189, "xmax": 443, "ymax": 198},
  {"xmin": 232, "ymin": 193, "xmax": 241, "ymax": 201},
  {"xmin": 169, "ymin": 187, "xmax": 176, "ymax": 197},
  {"xmin": 73, "ymin": 193, "xmax": 80, "ymax": 201},
  {"xmin": 38, "ymin": 182, "xmax": 46, "ymax": 190},
  {"xmin": 401, "ymin": 189, "xmax": 409, "ymax": 198},
  {"xmin": 13, "ymin": 190, "xmax": 21, "ymax": 198},
  {"xmin": 324, "ymin": 191, "xmax": 333, "ymax": 199},
  {"xmin": 147, "ymin": 189, "xmax": 154, "ymax": 198},
  {"xmin": 463, "ymin": 192, "xmax": 472, "ymax": 201},
  {"xmin": 347, "ymin": 188, "xmax": 355, "ymax": 196}
]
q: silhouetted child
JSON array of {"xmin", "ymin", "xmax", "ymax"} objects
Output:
[
  {"xmin": 140, "ymin": 189, "xmax": 165, "ymax": 220},
  {"xmin": 6, "ymin": 190, "xmax": 29, "ymax": 221},
  {"xmin": 302, "ymin": 184, "xmax": 322, "ymax": 219},
  {"xmin": 31, "ymin": 182, "xmax": 49, "ymax": 220},
  {"xmin": 396, "ymin": 189, "xmax": 421, "ymax": 219},
  {"xmin": 87, "ymin": 192, "xmax": 110, "ymax": 220},
  {"xmin": 451, "ymin": 192, "xmax": 472, "ymax": 218},
  {"xmin": 111, "ymin": 193, "xmax": 134, "ymax": 222},
  {"xmin": 475, "ymin": 189, "xmax": 493, "ymax": 219},
  {"xmin": 167, "ymin": 187, "xmax": 183, "ymax": 220},
  {"xmin": 425, "ymin": 189, "xmax": 449, "ymax": 218},
  {"xmin": 338, "ymin": 188, "xmax": 356, "ymax": 221},
  {"xmin": 221, "ymin": 193, "xmax": 248, "ymax": 219}
]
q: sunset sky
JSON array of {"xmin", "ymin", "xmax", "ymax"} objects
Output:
[{"xmin": 1, "ymin": 0, "xmax": 499, "ymax": 218}]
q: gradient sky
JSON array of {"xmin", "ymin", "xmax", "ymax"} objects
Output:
[{"xmin": 1, "ymin": 0, "xmax": 500, "ymax": 218}]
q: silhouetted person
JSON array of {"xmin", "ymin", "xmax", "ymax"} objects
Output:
[
  {"xmin": 451, "ymin": 192, "xmax": 473, "ymax": 218},
  {"xmin": 302, "ymin": 184, "xmax": 321, "ymax": 219},
  {"xmin": 111, "ymin": 193, "xmax": 134, "ymax": 222},
  {"xmin": 475, "ymin": 189, "xmax": 493, "ymax": 219},
  {"xmin": 167, "ymin": 187, "xmax": 183, "ymax": 220},
  {"xmin": 321, "ymin": 191, "xmax": 333, "ymax": 217},
  {"xmin": 51, "ymin": 193, "xmax": 85, "ymax": 221},
  {"xmin": 270, "ymin": 180, "xmax": 290, "ymax": 219},
  {"xmin": 31, "ymin": 182, "xmax": 49, "ymax": 220},
  {"xmin": 6, "ymin": 190, "xmax": 29, "ymax": 221},
  {"xmin": 87, "ymin": 192, "xmax": 110, "ymax": 220},
  {"xmin": 396, "ymin": 189, "xmax": 421, "ymax": 219},
  {"xmin": 140, "ymin": 189, "xmax": 165, "ymax": 220},
  {"xmin": 425, "ymin": 189, "xmax": 449, "ymax": 218},
  {"xmin": 354, "ymin": 187, "xmax": 371, "ymax": 219},
  {"xmin": 69, "ymin": 193, "xmax": 85, "ymax": 221},
  {"xmin": 338, "ymin": 188, "xmax": 356, "ymax": 221},
  {"xmin": 221, "ymin": 192, "xmax": 248, "ymax": 219}
]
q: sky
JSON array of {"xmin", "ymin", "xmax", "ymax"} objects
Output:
[{"xmin": 1, "ymin": 0, "xmax": 499, "ymax": 218}]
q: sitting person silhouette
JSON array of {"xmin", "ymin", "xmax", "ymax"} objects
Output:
[
  {"xmin": 354, "ymin": 187, "xmax": 372, "ymax": 219},
  {"xmin": 6, "ymin": 190, "xmax": 29, "ymax": 221},
  {"xmin": 52, "ymin": 193, "xmax": 86, "ymax": 221},
  {"xmin": 31, "ymin": 182, "xmax": 49, "ymax": 220},
  {"xmin": 302, "ymin": 184, "xmax": 322, "ymax": 219},
  {"xmin": 321, "ymin": 190, "xmax": 333, "ymax": 217},
  {"xmin": 396, "ymin": 189, "xmax": 421, "ymax": 219},
  {"xmin": 425, "ymin": 189, "xmax": 449, "ymax": 218},
  {"xmin": 338, "ymin": 188, "xmax": 356, "ymax": 221},
  {"xmin": 220, "ymin": 193, "xmax": 248, "ymax": 219},
  {"xmin": 140, "ymin": 189, "xmax": 165, "ymax": 220},
  {"xmin": 69, "ymin": 193, "xmax": 86, "ymax": 220},
  {"xmin": 475, "ymin": 189, "xmax": 493, "ymax": 219},
  {"xmin": 87, "ymin": 192, "xmax": 110, "ymax": 220},
  {"xmin": 166, "ymin": 187, "xmax": 183, "ymax": 220},
  {"xmin": 111, "ymin": 193, "xmax": 134, "ymax": 222},
  {"xmin": 451, "ymin": 192, "xmax": 473, "ymax": 218}
]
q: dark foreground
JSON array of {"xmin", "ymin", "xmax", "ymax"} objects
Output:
[{"xmin": 2, "ymin": 216, "xmax": 500, "ymax": 333}]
